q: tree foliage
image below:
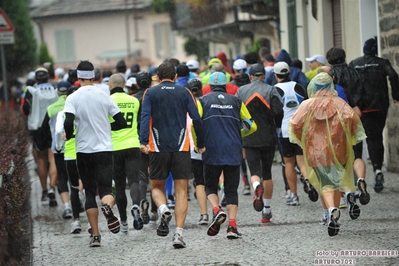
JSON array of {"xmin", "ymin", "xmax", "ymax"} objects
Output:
[
  {"xmin": 38, "ymin": 42, "xmax": 54, "ymax": 65},
  {"xmin": 0, "ymin": 0, "xmax": 37, "ymax": 82},
  {"xmin": 184, "ymin": 37, "xmax": 209, "ymax": 62}
]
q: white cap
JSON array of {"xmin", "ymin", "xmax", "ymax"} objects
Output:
[
  {"xmin": 28, "ymin": 71, "xmax": 35, "ymax": 80},
  {"xmin": 186, "ymin": 60, "xmax": 200, "ymax": 70},
  {"xmin": 274, "ymin": 62, "xmax": 290, "ymax": 75},
  {"xmin": 233, "ymin": 59, "xmax": 247, "ymax": 70},
  {"xmin": 305, "ymin": 54, "xmax": 327, "ymax": 65},
  {"xmin": 126, "ymin": 77, "xmax": 137, "ymax": 87},
  {"xmin": 55, "ymin": 67, "xmax": 65, "ymax": 77}
]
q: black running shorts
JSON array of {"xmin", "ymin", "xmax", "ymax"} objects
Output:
[
  {"xmin": 245, "ymin": 146, "xmax": 274, "ymax": 180},
  {"xmin": 148, "ymin": 151, "xmax": 192, "ymax": 180},
  {"xmin": 278, "ymin": 137, "xmax": 303, "ymax": 158}
]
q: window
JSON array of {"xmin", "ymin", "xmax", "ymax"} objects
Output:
[
  {"xmin": 154, "ymin": 22, "xmax": 176, "ymax": 58},
  {"xmin": 287, "ymin": 0, "xmax": 298, "ymax": 59},
  {"xmin": 55, "ymin": 29, "xmax": 75, "ymax": 63}
]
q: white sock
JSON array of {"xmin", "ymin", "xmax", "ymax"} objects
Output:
[
  {"xmin": 159, "ymin": 204, "xmax": 168, "ymax": 215},
  {"xmin": 252, "ymin": 181, "xmax": 260, "ymax": 190},
  {"xmin": 64, "ymin": 202, "xmax": 71, "ymax": 209},
  {"xmin": 263, "ymin": 206, "xmax": 271, "ymax": 214},
  {"xmin": 263, "ymin": 198, "xmax": 271, "ymax": 208},
  {"xmin": 175, "ymin": 227, "xmax": 183, "ymax": 236}
]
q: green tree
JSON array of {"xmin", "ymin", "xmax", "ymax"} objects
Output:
[
  {"xmin": 184, "ymin": 38, "xmax": 209, "ymax": 62},
  {"xmin": 38, "ymin": 42, "xmax": 54, "ymax": 65},
  {"xmin": 0, "ymin": 0, "xmax": 37, "ymax": 82}
]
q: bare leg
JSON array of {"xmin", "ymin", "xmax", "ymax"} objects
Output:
[{"xmin": 174, "ymin": 179, "xmax": 188, "ymax": 228}]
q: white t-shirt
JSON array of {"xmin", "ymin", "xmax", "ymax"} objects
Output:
[
  {"xmin": 93, "ymin": 83, "xmax": 110, "ymax": 95},
  {"xmin": 63, "ymin": 85, "xmax": 121, "ymax": 153}
]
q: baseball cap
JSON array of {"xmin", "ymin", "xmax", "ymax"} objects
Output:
[
  {"xmin": 126, "ymin": 77, "xmax": 137, "ymax": 87},
  {"xmin": 186, "ymin": 60, "xmax": 200, "ymax": 70},
  {"xmin": 209, "ymin": 72, "xmax": 226, "ymax": 86},
  {"xmin": 273, "ymin": 62, "xmax": 290, "ymax": 75},
  {"xmin": 35, "ymin": 67, "xmax": 48, "ymax": 73},
  {"xmin": 233, "ymin": 59, "xmax": 247, "ymax": 71},
  {"xmin": 305, "ymin": 54, "xmax": 327, "ymax": 65},
  {"xmin": 57, "ymin": 81, "xmax": 70, "ymax": 94},
  {"xmin": 249, "ymin": 63, "xmax": 265, "ymax": 76},
  {"xmin": 208, "ymin": 58, "xmax": 222, "ymax": 67}
]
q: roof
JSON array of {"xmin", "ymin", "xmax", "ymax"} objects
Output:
[{"xmin": 30, "ymin": 0, "xmax": 152, "ymax": 19}]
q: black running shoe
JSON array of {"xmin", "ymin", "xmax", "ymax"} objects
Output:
[
  {"xmin": 347, "ymin": 192, "xmax": 360, "ymax": 220},
  {"xmin": 48, "ymin": 187, "xmax": 57, "ymax": 207},
  {"xmin": 253, "ymin": 184, "xmax": 264, "ymax": 212},
  {"xmin": 131, "ymin": 205, "xmax": 144, "ymax": 230},
  {"xmin": 302, "ymin": 176, "xmax": 309, "ymax": 194},
  {"xmin": 140, "ymin": 199, "xmax": 150, "ymax": 224},
  {"xmin": 207, "ymin": 207, "xmax": 227, "ymax": 236},
  {"xmin": 374, "ymin": 170, "xmax": 384, "ymax": 193},
  {"xmin": 90, "ymin": 235, "xmax": 101, "ymax": 247},
  {"xmin": 306, "ymin": 180, "xmax": 318, "ymax": 202},
  {"xmin": 157, "ymin": 210, "xmax": 172, "ymax": 237},
  {"xmin": 101, "ymin": 204, "xmax": 120, "ymax": 234},
  {"xmin": 226, "ymin": 226, "xmax": 242, "ymax": 239},
  {"xmin": 357, "ymin": 179, "xmax": 370, "ymax": 205},
  {"xmin": 328, "ymin": 208, "xmax": 341, "ymax": 237}
]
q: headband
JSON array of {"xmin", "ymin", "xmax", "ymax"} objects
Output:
[{"xmin": 77, "ymin": 70, "xmax": 95, "ymax": 79}]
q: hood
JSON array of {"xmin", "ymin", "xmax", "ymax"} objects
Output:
[
  {"xmin": 276, "ymin": 49, "xmax": 292, "ymax": 66},
  {"xmin": 217, "ymin": 52, "xmax": 228, "ymax": 64}
]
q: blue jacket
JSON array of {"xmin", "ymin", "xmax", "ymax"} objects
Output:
[{"xmin": 265, "ymin": 49, "xmax": 309, "ymax": 88}]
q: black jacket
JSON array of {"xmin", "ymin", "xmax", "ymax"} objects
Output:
[
  {"xmin": 330, "ymin": 63, "xmax": 364, "ymax": 108},
  {"xmin": 349, "ymin": 55, "xmax": 399, "ymax": 111}
]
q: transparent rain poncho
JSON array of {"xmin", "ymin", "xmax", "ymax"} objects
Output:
[{"xmin": 288, "ymin": 72, "xmax": 366, "ymax": 193}]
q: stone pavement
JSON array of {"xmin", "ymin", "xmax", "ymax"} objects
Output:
[{"xmin": 29, "ymin": 154, "xmax": 399, "ymax": 266}]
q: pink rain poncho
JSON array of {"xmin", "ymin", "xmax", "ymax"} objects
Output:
[{"xmin": 288, "ymin": 72, "xmax": 366, "ymax": 193}]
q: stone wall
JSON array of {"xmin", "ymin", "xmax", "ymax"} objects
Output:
[{"xmin": 378, "ymin": 0, "xmax": 399, "ymax": 172}]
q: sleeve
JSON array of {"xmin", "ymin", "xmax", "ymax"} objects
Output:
[
  {"xmin": 191, "ymin": 99, "xmax": 204, "ymax": 148},
  {"xmin": 139, "ymin": 89, "xmax": 151, "ymax": 145},
  {"xmin": 111, "ymin": 112, "xmax": 127, "ymax": 130},
  {"xmin": 63, "ymin": 96, "xmax": 76, "ymax": 115},
  {"xmin": 108, "ymin": 97, "xmax": 121, "ymax": 117},
  {"xmin": 271, "ymin": 87, "xmax": 284, "ymax": 128},
  {"xmin": 64, "ymin": 112, "xmax": 75, "ymax": 140},
  {"xmin": 384, "ymin": 59, "xmax": 399, "ymax": 101},
  {"xmin": 21, "ymin": 89, "xmax": 32, "ymax": 115},
  {"xmin": 55, "ymin": 111, "xmax": 65, "ymax": 152},
  {"xmin": 239, "ymin": 102, "xmax": 257, "ymax": 137},
  {"xmin": 187, "ymin": 90, "xmax": 205, "ymax": 149}
]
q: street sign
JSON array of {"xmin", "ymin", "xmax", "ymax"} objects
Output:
[{"xmin": 0, "ymin": 8, "xmax": 14, "ymax": 44}]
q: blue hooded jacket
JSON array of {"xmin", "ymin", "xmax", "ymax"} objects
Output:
[{"xmin": 265, "ymin": 49, "xmax": 310, "ymax": 88}]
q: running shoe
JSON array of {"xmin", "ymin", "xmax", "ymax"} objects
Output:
[
  {"xmin": 261, "ymin": 211, "xmax": 272, "ymax": 223},
  {"xmin": 140, "ymin": 199, "xmax": 150, "ymax": 224},
  {"xmin": 48, "ymin": 187, "xmax": 57, "ymax": 207},
  {"xmin": 41, "ymin": 190, "xmax": 48, "ymax": 205},
  {"xmin": 286, "ymin": 194, "xmax": 299, "ymax": 206},
  {"xmin": 221, "ymin": 196, "xmax": 227, "ymax": 207},
  {"xmin": 253, "ymin": 184, "xmax": 264, "ymax": 212},
  {"xmin": 306, "ymin": 180, "xmax": 318, "ymax": 202},
  {"xmin": 301, "ymin": 176, "xmax": 309, "ymax": 193},
  {"xmin": 101, "ymin": 204, "xmax": 120, "ymax": 234},
  {"xmin": 70, "ymin": 220, "xmax": 82, "ymax": 234},
  {"xmin": 357, "ymin": 178, "xmax": 370, "ymax": 205},
  {"xmin": 63, "ymin": 208, "xmax": 73, "ymax": 219},
  {"xmin": 157, "ymin": 209, "xmax": 172, "ymax": 237},
  {"xmin": 339, "ymin": 196, "xmax": 347, "ymax": 208},
  {"xmin": 197, "ymin": 214, "xmax": 209, "ymax": 225},
  {"xmin": 120, "ymin": 220, "xmax": 129, "ymax": 234},
  {"xmin": 242, "ymin": 185, "xmax": 251, "ymax": 196},
  {"xmin": 346, "ymin": 192, "xmax": 360, "ymax": 220},
  {"xmin": 149, "ymin": 211, "xmax": 158, "ymax": 223},
  {"xmin": 131, "ymin": 204, "xmax": 144, "ymax": 230},
  {"xmin": 374, "ymin": 169, "xmax": 384, "ymax": 193},
  {"xmin": 319, "ymin": 217, "xmax": 328, "ymax": 226},
  {"xmin": 226, "ymin": 226, "xmax": 242, "ymax": 239},
  {"xmin": 89, "ymin": 235, "xmax": 101, "ymax": 247},
  {"xmin": 282, "ymin": 189, "xmax": 291, "ymax": 199},
  {"xmin": 327, "ymin": 207, "xmax": 341, "ymax": 237},
  {"xmin": 172, "ymin": 233, "xmax": 186, "ymax": 249},
  {"xmin": 207, "ymin": 207, "xmax": 227, "ymax": 236}
]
